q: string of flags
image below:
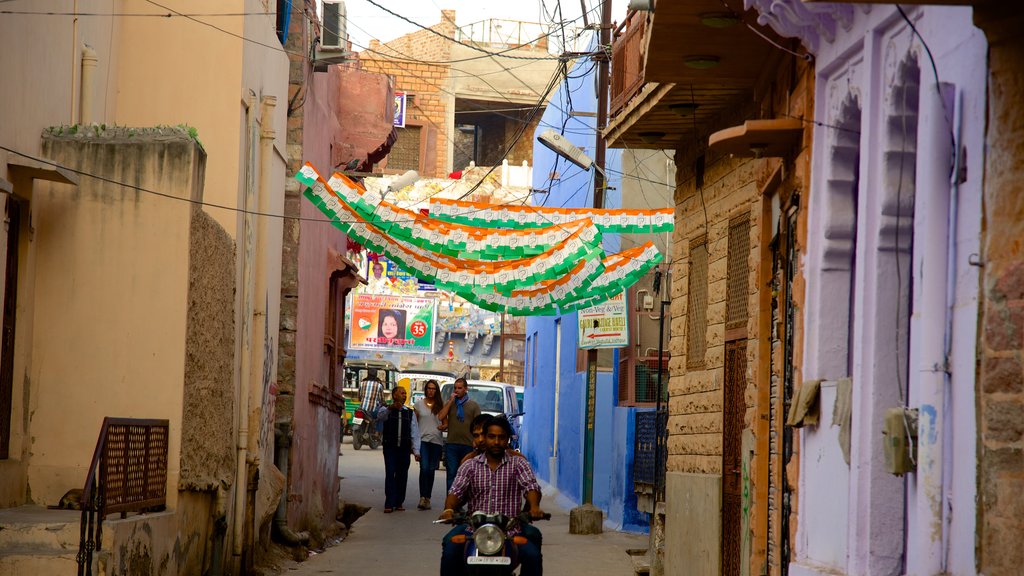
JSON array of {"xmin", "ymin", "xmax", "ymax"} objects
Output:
[{"xmin": 295, "ymin": 162, "xmax": 673, "ymax": 316}]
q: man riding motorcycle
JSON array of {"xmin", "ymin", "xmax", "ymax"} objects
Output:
[
  {"xmin": 353, "ymin": 370, "xmax": 385, "ymax": 449},
  {"xmin": 438, "ymin": 416, "xmax": 546, "ymax": 575}
]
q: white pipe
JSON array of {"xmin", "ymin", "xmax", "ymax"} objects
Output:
[
  {"xmin": 940, "ymin": 88, "xmax": 964, "ymax": 572},
  {"xmin": 549, "ymin": 319, "xmax": 562, "ymax": 488},
  {"xmin": 233, "ymin": 94, "xmax": 259, "ymax": 557},
  {"xmin": 80, "ymin": 45, "xmax": 97, "ymax": 125},
  {"xmin": 909, "ymin": 81, "xmax": 954, "ymax": 575},
  {"xmin": 251, "ymin": 94, "xmax": 276, "ymax": 458},
  {"xmin": 70, "ymin": 0, "xmax": 78, "ymax": 123}
]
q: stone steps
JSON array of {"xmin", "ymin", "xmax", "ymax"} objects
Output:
[
  {"xmin": 627, "ymin": 547, "xmax": 651, "ymax": 576},
  {"xmin": 0, "ymin": 505, "xmax": 82, "ymax": 550},
  {"xmin": 0, "ymin": 505, "xmax": 98, "ymax": 575}
]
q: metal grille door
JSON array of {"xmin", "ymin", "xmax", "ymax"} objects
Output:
[
  {"xmin": 686, "ymin": 238, "xmax": 708, "ymax": 369},
  {"xmin": 722, "ymin": 339, "xmax": 746, "ymax": 575},
  {"xmin": 388, "ymin": 126, "xmax": 422, "ymax": 171}
]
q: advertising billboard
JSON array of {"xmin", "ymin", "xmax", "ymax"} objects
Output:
[
  {"xmin": 577, "ymin": 291, "xmax": 628, "ymax": 349},
  {"xmin": 349, "ymin": 293, "xmax": 436, "ymax": 353}
]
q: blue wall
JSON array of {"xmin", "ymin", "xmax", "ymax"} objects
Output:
[{"xmin": 521, "ymin": 38, "xmax": 647, "ymax": 533}]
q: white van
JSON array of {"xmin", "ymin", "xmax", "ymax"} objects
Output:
[{"xmin": 440, "ymin": 379, "xmax": 524, "ymax": 446}]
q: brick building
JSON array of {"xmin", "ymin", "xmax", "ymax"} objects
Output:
[{"xmin": 358, "ymin": 10, "xmax": 561, "ymax": 178}]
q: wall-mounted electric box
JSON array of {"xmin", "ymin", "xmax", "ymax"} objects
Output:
[{"xmin": 882, "ymin": 407, "xmax": 918, "ymax": 476}]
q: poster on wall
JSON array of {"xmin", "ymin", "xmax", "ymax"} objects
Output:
[
  {"xmin": 366, "ymin": 253, "xmax": 434, "ymax": 294},
  {"xmin": 394, "ymin": 91, "xmax": 407, "ymax": 128},
  {"xmin": 577, "ymin": 291, "xmax": 628, "ymax": 349},
  {"xmin": 349, "ymin": 293, "xmax": 436, "ymax": 353}
]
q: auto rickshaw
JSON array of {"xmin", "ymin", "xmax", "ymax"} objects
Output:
[{"xmin": 341, "ymin": 359, "xmax": 398, "ymax": 436}]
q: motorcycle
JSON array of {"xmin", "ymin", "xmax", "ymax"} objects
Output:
[
  {"xmin": 350, "ymin": 408, "xmax": 381, "ymax": 450},
  {"xmin": 436, "ymin": 510, "xmax": 550, "ymax": 575}
]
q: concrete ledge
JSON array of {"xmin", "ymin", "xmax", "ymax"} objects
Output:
[
  {"xmin": 789, "ymin": 560, "xmax": 847, "ymax": 576},
  {"xmin": 0, "ymin": 505, "xmax": 81, "ymax": 550}
]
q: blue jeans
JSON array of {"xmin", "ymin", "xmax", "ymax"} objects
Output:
[
  {"xmin": 444, "ymin": 443, "xmax": 475, "ymax": 493},
  {"xmin": 419, "ymin": 441, "xmax": 443, "ymax": 499},
  {"xmin": 382, "ymin": 445, "xmax": 411, "ymax": 509},
  {"xmin": 439, "ymin": 525, "xmax": 542, "ymax": 576}
]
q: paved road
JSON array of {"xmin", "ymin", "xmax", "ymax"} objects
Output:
[{"xmin": 275, "ymin": 437, "xmax": 647, "ymax": 575}]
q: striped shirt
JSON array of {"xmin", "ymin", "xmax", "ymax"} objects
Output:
[
  {"xmin": 358, "ymin": 378, "xmax": 384, "ymax": 411},
  {"xmin": 449, "ymin": 452, "xmax": 541, "ymax": 534}
]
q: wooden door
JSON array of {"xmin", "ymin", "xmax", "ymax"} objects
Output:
[{"xmin": 722, "ymin": 339, "xmax": 746, "ymax": 574}]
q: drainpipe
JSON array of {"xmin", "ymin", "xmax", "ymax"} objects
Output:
[
  {"xmin": 909, "ymin": 82, "xmax": 954, "ymax": 574},
  {"xmin": 549, "ymin": 319, "xmax": 562, "ymax": 488},
  {"xmin": 79, "ymin": 45, "xmax": 97, "ymax": 125},
  {"xmin": 209, "ymin": 488, "xmax": 230, "ymax": 576},
  {"xmin": 941, "ymin": 88, "xmax": 964, "ymax": 571},
  {"xmin": 273, "ymin": 423, "xmax": 310, "ymax": 546},
  {"xmin": 70, "ymin": 0, "xmax": 78, "ymax": 123},
  {"xmin": 233, "ymin": 94, "xmax": 258, "ymax": 557},
  {"xmin": 250, "ymin": 94, "xmax": 277, "ymax": 458}
]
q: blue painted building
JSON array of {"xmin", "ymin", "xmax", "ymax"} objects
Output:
[{"xmin": 521, "ymin": 43, "xmax": 673, "ymax": 533}]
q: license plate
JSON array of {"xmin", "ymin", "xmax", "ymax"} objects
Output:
[
  {"xmin": 351, "ymin": 417, "xmax": 363, "ymax": 425},
  {"xmin": 467, "ymin": 556, "xmax": 511, "ymax": 566}
]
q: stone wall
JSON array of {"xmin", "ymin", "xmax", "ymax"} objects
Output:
[
  {"xmin": 180, "ymin": 207, "xmax": 236, "ymax": 491},
  {"xmin": 975, "ymin": 4, "xmax": 1024, "ymax": 575},
  {"xmin": 664, "ymin": 51, "xmax": 813, "ymax": 576}
]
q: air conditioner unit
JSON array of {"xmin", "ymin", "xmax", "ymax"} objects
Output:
[
  {"xmin": 314, "ymin": 0, "xmax": 350, "ymax": 71},
  {"xmin": 321, "ymin": 0, "xmax": 347, "ymax": 50}
]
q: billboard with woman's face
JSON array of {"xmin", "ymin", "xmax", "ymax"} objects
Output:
[{"xmin": 349, "ymin": 293, "xmax": 436, "ymax": 353}]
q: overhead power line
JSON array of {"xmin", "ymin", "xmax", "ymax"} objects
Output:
[{"xmin": 363, "ymin": 0, "xmax": 572, "ymax": 61}]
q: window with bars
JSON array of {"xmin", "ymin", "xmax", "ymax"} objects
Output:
[
  {"xmin": 686, "ymin": 237, "xmax": 709, "ymax": 369},
  {"xmin": 387, "ymin": 126, "xmax": 422, "ymax": 171},
  {"xmin": 726, "ymin": 216, "xmax": 750, "ymax": 335}
]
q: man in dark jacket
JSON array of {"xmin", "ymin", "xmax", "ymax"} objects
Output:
[{"xmin": 377, "ymin": 386, "xmax": 420, "ymax": 512}]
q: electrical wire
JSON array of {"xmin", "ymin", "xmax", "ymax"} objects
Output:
[
  {"xmin": 0, "ymin": 142, "xmax": 578, "ymax": 228},
  {"xmin": 141, "ymin": 0, "xmax": 307, "ymax": 59},
  {"xmin": 0, "ymin": 9, "xmax": 278, "ymax": 16},
  {"xmin": 363, "ymin": 0, "xmax": 571, "ymax": 61}
]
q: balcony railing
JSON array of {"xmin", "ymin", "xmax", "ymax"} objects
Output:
[
  {"xmin": 456, "ymin": 19, "xmax": 552, "ymax": 53},
  {"xmin": 78, "ymin": 417, "xmax": 169, "ymax": 576},
  {"xmin": 610, "ymin": 12, "xmax": 647, "ymax": 116}
]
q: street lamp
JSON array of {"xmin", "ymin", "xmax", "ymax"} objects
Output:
[
  {"xmin": 536, "ymin": 126, "xmax": 608, "ymax": 536},
  {"xmin": 385, "ymin": 170, "xmax": 420, "ymax": 195}
]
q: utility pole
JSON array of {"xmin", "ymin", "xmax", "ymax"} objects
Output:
[{"xmin": 569, "ymin": 0, "xmax": 612, "ymax": 537}]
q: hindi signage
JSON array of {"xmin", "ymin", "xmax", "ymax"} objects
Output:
[{"xmin": 349, "ymin": 293, "xmax": 436, "ymax": 353}]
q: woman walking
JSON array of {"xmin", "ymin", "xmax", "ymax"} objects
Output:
[{"xmin": 413, "ymin": 379, "xmax": 445, "ymax": 510}]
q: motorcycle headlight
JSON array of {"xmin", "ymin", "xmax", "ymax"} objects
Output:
[{"xmin": 473, "ymin": 524, "xmax": 504, "ymax": 555}]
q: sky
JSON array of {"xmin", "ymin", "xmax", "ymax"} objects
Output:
[{"xmin": 338, "ymin": 0, "xmax": 630, "ymax": 53}]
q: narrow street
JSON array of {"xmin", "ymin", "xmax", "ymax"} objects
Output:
[{"xmin": 275, "ymin": 438, "xmax": 647, "ymax": 575}]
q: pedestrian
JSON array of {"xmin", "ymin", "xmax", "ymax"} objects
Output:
[
  {"xmin": 459, "ymin": 413, "xmax": 525, "ymax": 465},
  {"xmin": 359, "ymin": 369, "xmax": 385, "ymax": 433},
  {"xmin": 377, "ymin": 386, "xmax": 419, "ymax": 513},
  {"xmin": 413, "ymin": 379, "xmax": 444, "ymax": 510},
  {"xmin": 437, "ymin": 377, "xmax": 481, "ymax": 492}
]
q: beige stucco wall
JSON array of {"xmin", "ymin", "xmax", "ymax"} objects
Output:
[
  {"xmin": 665, "ymin": 472, "xmax": 721, "ymax": 574},
  {"xmin": 449, "ymin": 44, "xmax": 561, "ymax": 105},
  {"xmin": 110, "ymin": 0, "xmax": 243, "ymax": 237},
  {"xmin": 28, "ymin": 129, "xmax": 204, "ymax": 507}
]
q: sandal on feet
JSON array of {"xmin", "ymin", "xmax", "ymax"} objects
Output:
[
  {"xmin": 383, "ymin": 508, "xmax": 393, "ymax": 513},
  {"xmin": 396, "ymin": 506, "xmax": 406, "ymax": 511}
]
